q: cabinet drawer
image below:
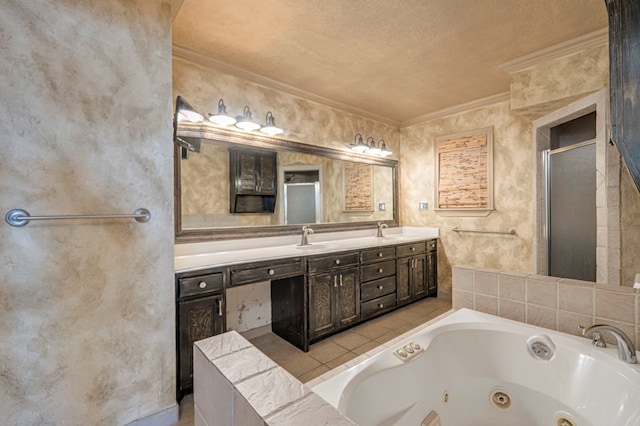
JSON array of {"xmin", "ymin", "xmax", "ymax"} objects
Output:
[
  {"xmin": 360, "ymin": 260, "xmax": 396, "ymax": 282},
  {"xmin": 361, "ymin": 276, "xmax": 396, "ymax": 302},
  {"xmin": 361, "ymin": 293, "xmax": 396, "ymax": 319},
  {"xmin": 230, "ymin": 258, "xmax": 304, "ymax": 286},
  {"xmin": 360, "ymin": 246, "xmax": 395, "ymax": 264},
  {"xmin": 427, "ymin": 239, "xmax": 437, "ymax": 252},
  {"xmin": 178, "ymin": 273, "xmax": 223, "ymax": 299},
  {"xmin": 396, "ymin": 242, "xmax": 426, "ymax": 257},
  {"xmin": 308, "ymin": 252, "xmax": 359, "ymax": 274}
]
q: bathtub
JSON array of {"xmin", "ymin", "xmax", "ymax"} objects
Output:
[{"xmin": 311, "ymin": 309, "xmax": 640, "ymax": 426}]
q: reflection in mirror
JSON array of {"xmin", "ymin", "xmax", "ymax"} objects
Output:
[{"xmin": 175, "ymin": 124, "xmax": 398, "ymax": 242}]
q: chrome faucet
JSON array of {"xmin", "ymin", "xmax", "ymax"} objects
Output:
[
  {"xmin": 299, "ymin": 225, "xmax": 314, "ymax": 246},
  {"xmin": 376, "ymin": 221, "xmax": 388, "ymax": 238},
  {"xmin": 581, "ymin": 324, "xmax": 637, "ymax": 364}
]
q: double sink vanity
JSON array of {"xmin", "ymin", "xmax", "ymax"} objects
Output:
[{"xmin": 174, "ymin": 226, "xmax": 439, "ymax": 398}]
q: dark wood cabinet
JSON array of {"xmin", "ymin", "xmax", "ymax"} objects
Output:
[
  {"xmin": 607, "ymin": 0, "xmax": 640, "ymax": 193},
  {"xmin": 309, "ymin": 267, "xmax": 360, "ymax": 340},
  {"xmin": 229, "ymin": 148, "xmax": 277, "ymax": 213},
  {"xmin": 359, "ymin": 246, "xmax": 397, "ymax": 320},
  {"xmin": 175, "ymin": 269, "xmax": 225, "ymax": 400},
  {"xmin": 308, "ymin": 251, "xmax": 360, "ymax": 341},
  {"xmin": 396, "ymin": 242, "xmax": 427, "ymax": 306},
  {"xmin": 426, "ymin": 241, "xmax": 438, "ymax": 296}
]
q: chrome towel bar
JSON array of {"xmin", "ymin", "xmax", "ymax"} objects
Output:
[
  {"xmin": 452, "ymin": 227, "xmax": 515, "ymax": 235},
  {"xmin": 5, "ymin": 208, "xmax": 151, "ymax": 227}
]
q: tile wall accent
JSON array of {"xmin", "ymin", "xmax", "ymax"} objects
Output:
[{"xmin": 452, "ymin": 266, "xmax": 640, "ymax": 348}]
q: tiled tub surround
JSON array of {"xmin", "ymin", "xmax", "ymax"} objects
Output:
[
  {"xmin": 452, "ymin": 266, "xmax": 640, "ymax": 348},
  {"xmin": 193, "ymin": 309, "xmax": 453, "ymax": 425}
]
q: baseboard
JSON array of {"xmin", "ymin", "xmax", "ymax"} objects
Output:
[{"xmin": 125, "ymin": 403, "xmax": 179, "ymax": 426}]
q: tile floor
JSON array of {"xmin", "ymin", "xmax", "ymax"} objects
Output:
[{"xmin": 174, "ymin": 297, "xmax": 452, "ymax": 425}]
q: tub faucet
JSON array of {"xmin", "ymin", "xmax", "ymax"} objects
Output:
[
  {"xmin": 581, "ymin": 324, "xmax": 637, "ymax": 364},
  {"xmin": 299, "ymin": 225, "xmax": 314, "ymax": 246},
  {"xmin": 376, "ymin": 221, "xmax": 388, "ymax": 238}
]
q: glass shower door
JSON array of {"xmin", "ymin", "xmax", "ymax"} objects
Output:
[{"xmin": 546, "ymin": 141, "xmax": 596, "ymax": 281}]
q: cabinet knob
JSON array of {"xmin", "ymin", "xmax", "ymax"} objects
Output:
[
  {"xmin": 335, "ymin": 259, "xmax": 341, "ymax": 265},
  {"xmin": 377, "ymin": 285, "xmax": 384, "ymax": 290},
  {"xmin": 377, "ymin": 252, "xmax": 383, "ymax": 258},
  {"xmin": 410, "ymin": 247, "xmax": 416, "ymax": 251},
  {"xmin": 378, "ymin": 303, "xmax": 384, "ymax": 309},
  {"xmin": 378, "ymin": 268, "xmax": 383, "ymax": 273},
  {"xmin": 268, "ymin": 269, "xmax": 275, "ymax": 276},
  {"xmin": 198, "ymin": 281, "xmax": 207, "ymax": 289}
]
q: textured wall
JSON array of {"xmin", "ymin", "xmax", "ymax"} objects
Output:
[
  {"xmin": 173, "ymin": 59, "xmax": 400, "ymax": 153},
  {"xmin": 510, "ymin": 45, "xmax": 609, "ymax": 119},
  {"xmin": 400, "ymin": 102, "xmax": 534, "ymax": 294},
  {"xmin": 0, "ymin": 1, "xmax": 175, "ymax": 424}
]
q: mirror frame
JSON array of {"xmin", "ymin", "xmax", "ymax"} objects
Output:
[{"xmin": 175, "ymin": 123, "xmax": 399, "ymax": 243}]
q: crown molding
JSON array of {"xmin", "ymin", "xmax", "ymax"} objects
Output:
[
  {"xmin": 401, "ymin": 92, "xmax": 511, "ymax": 128},
  {"xmin": 499, "ymin": 28, "xmax": 608, "ymax": 74},
  {"xmin": 172, "ymin": 44, "xmax": 401, "ymax": 127}
]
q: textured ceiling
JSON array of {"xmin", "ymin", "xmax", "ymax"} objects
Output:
[{"xmin": 172, "ymin": 0, "xmax": 607, "ymax": 126}]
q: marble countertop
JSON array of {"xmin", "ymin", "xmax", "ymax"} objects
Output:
[{"xmin": 174, "ymin": 226, "xmax": 439, "ymax": 273}]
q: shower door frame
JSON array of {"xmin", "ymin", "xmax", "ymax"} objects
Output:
[{"xmin": 532, "ymin": 89, "xmax": 620, "ymax": 285}]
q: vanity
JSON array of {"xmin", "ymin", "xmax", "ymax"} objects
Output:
[
  {"xmin": 174, "ymin": 227, "xmax": 438, "ymax": 399},
  {"xmin": 172, "ymin": 108, "xmax": 434, "ymax": 399}
]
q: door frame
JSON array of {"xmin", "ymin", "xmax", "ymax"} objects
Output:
[{"xmin": 532, "ymin": 89, "xmax": 620, "ymax": 284}]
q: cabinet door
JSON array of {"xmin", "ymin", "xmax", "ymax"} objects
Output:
[
  {"xmin": 336, "ymin": 268, "xmax": 360, "ymax": 328},
  {"xmin": 258, "ymin": 153, "xmax": 277, "ymax": 193},
  {"xmin": 309, "ymin": 273, "xmax": 335, "ymax": 339},
  {"xmin": 396, "ymin": 256, "xmax": 411, "ymax": 306},
  {"xmin": 427, "ymin": 251, "xmax": 437, "ymax": 295},
  {"xmin": 412, "ymin": 255, "xmax": 427, "ymax": 300},
  {"xmin": 177, "ymin": 294, "xmax": 224, "ymax": 397},
  {"xmin": 236, "ymin": 152, "xmax": 259, "ymax": 193}
]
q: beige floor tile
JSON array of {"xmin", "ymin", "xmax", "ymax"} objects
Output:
[
  {"xmin": 307, "ymin": 340, "xmax": 350, "ymax": 364},
  {"xmin": 277, "ymin": 352, "xmax": 323, "ymax": 377},
  {"xmin": 325, "ymin": 351, "xmax": 359, "ymax": 369},
  {"xmin": 329, "ymin": 331, "xmax": 370, "ymax": 350},
  {"xmin": 352, "ymin": 340, "xmax": 381, "ymax": 355},
  {"xmin": 374, "ymin": 329, "xmax": 401, "ymax": 343},
  {"xmin": 297, "ymin": 364, "xmax": 332, "ymax": 383},
  {"xmin": 351, "ymin": 321, "xmax": 393, "ymax": 339}
]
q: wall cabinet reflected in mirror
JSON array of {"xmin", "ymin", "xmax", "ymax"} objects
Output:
[{"xmin": 175, "ymin": 124, "xmax": 398, "ymax": 242}]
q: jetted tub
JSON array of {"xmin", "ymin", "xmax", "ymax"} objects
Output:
[{"xmin": 311, "ymin": 309, "xmax": 640, "ymax": 426}]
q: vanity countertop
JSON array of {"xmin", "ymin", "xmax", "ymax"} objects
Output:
[{"xmin": 174, "ymin": 227, "xmax": 439, "ymax": 273}]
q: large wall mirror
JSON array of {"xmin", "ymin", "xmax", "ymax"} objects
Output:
[{"xmin": 175, "ymin": 123, "xmax": 398, "ymax": 242}]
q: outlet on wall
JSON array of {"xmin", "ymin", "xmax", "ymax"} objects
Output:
[
  {"xmin": 418, "ymin": 201, "xmax": 428, "ymax": 211},
  {"xmin": 378, "ymin": 202, "xmax": 386, "ymax": 211}
]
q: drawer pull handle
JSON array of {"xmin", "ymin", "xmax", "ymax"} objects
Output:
[
  {"xmin": 377, "ymin": 285, "xmax": 384, "ymax": 290},
  {"xmin": 378, "ymin": 303, "xmax": 384, "ymax": 309},
  {"xmin": 335, "ymin": 259, "xmax": 341, "ymax": 265},
  {"xmin": 217, "ymin": 300, "xmax": 223, "ymax": 317},
  {"xmin": 339, "ymin": 275, "xmax": 343, "ymax": 287},
  {"xmin": 377, "ymin": 252, "xmax": 383, "ymax": 257},
  {"xmin": 410, "ymin": 247, "xmax": 416, "ymax": 251},
  {"xmin": 378, "ymin": 268, "xmax": 383, "ymax": 273},
  {"xmin": 268, "ymin": 269, "xmax": 275, "ymax": 276},
  {"xmin": 198, "ymin": 281, "xmax": 207, "ymax": 289},
  {"xmin": 334, "ymin": 276, "xmax": 338, "ymax": 288}
]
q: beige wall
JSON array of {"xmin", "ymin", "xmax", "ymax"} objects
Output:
[
  {"xmin": 1, "ymin": 1, "xmax": 175, "ymax": 424},
  {"xmin": 399, "ymin": 102, "xmax": 534, "ymax": 294}
]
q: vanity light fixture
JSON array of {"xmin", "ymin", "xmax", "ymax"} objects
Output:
[
  {"xmin": 175, "ymin": 96, "xmax": 204, "ymax": 123},
  {"xmin": 260, "ymin": 111, "xmax": 284, "ymax": 136},
  {"xmin": 208, "ymin": 99, "xmax": 237, "ymax": 126},
  {"xmin": 367, "ymin": 137, "xmax": 381, "ymax": 155},
  {"xmin": 378, "ymin": 139, "xmax": 392, "ymax": 157},
  {"xmin": 350, "ymin": 133, "xmax": 370, "ymax": 153},
  {"xmin": 235, "ymin": 106, "xmax": 262, "ymax": 131}
]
